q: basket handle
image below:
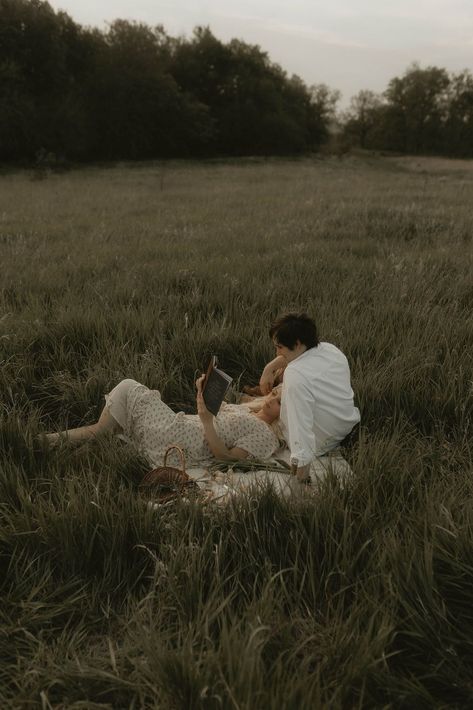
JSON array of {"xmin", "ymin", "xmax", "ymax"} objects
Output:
[{"xmin": 163, "ymin": 445, "xmax": 186, "ymax": 472}]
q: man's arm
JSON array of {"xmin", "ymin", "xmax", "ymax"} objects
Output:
[
  {"xmin": 284, "ymin": 374, "xmax": 316, "ymax": 482},
  {"xmin": 259, "ymin": 355, "xmax": 287, "ymax": 395}
]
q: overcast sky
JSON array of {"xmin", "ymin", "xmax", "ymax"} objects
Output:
[{"xmin": 49, "ymin": 0, "xmax": 473, "ymax": 107}]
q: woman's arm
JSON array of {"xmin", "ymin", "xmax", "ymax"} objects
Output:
[
  {"xmin": 196, "ymin": 376, "xmax": 249, "ymax": 461},
  {"xmin": 201, "ymin": 420, "xmax": 249, "ymax": 460}
]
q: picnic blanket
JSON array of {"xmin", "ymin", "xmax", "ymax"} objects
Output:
[{"xmin": 164, "ymin": 447, "xmax": 353, "ymax": 506}]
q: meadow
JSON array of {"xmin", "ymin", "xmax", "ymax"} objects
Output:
[{"xmin": 0, "ymin": 155, "xmax": 472, "ymax": 708}]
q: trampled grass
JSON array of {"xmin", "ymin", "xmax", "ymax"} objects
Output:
[{"xmin": 1, "ymin": 155, "xmax": 472, "ymax": 708}]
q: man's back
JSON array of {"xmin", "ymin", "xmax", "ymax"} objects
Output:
[{"xmin": 281, "ymin": 342, "xmax": 360, "ymax": 462}]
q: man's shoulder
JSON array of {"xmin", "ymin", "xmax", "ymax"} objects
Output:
[
  {"xmin": 286, "ymin": 342, "xmax": 349, "ymax": 380},
  {"xmin": 289, "ymin": 342, "xmax": 346, "ymax": 366},
  {"xmin": 318, "ymin": 342, "xmax": 349, "ymax": 362},
  {"xmin": 317, "ymin": 341, "xmax": 346, "ymax": 354}
]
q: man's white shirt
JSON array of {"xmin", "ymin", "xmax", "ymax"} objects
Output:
[{"xmin": 280, "ymin": 342, "xmax": 360, "ymax": 466}]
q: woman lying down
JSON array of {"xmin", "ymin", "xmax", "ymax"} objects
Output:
[{"xmin": 41, "ymin": 376, "xmax": 283, "ymax": 467}]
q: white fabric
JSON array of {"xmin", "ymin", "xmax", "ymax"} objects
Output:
[{"xmin": 281, "ymin": 342, "xmax": 360, "ymax": 466}]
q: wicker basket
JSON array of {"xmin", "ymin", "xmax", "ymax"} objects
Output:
[{"xmin": 139, "ymin": 445, "xmax": 198, "ymax": 504}]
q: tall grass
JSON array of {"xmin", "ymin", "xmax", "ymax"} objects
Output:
[{"xmin": 1, "ymin": 156, "xmax": 472, "ymax": 707}]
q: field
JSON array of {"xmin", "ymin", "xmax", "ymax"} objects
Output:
[{"xmin": 1, "ymin": 155, "xmax": 472, "ymax": 709}]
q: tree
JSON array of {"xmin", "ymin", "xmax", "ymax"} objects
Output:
[
  {"xmin": 383, "ymin": 63, "xmax": 450, "ymax": 154},
  {"xmin": 88, "ymin": 20, "xmax": 214, "ymax": 159},
  {"xmin": 341, "ymin": 90, "xmax": 384, "ymax": 149},
  {"xmin": 444, "ymin": 70, "xmax": 473, "ymax": 157},
  {"xmin": 170, "ymin": 28, "xmax": 333, "ymax": 155},
  {"xmin": 0, "ymin": 0, "xmax": 104, "ymax": 159},
  {"xmin": 308, "ymin": 83, "xmax": 341, "ymax": 145}
]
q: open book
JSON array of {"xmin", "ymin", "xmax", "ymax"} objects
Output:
[{"xmin": 202, "ymin": 356, "xmax": 233, "ymax": 416}]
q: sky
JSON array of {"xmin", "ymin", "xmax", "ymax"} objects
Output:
[{"xmin": 48, "ymin": 0, "xmax": 473, "ymax": 108}]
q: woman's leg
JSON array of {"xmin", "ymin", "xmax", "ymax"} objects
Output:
[{"xmin": 44, "ymin": 405, "xmax": 120, "ymax": 448}]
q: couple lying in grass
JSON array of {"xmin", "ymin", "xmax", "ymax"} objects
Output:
[{"xmin": 42, "ymin": 313, "xmax": 360, "ymax": 482}]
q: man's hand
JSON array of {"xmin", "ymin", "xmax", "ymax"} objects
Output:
[
  {"xmin": 259, "ymin": 367, "xmax": 275, "ymax": 396},
  {"xmin": 196, "ymin": 374, "xmax": 213, "ymax": 425},
  {"xmin": 296, "ymin": 465, "xmax": 311, "ymax": 484},
  {"xmin": 291, "ymin": 462, "xmax": 311, "ymax": 484},
  {"xmin": 259, "ymin": 355, "xmax": 286, "ymax": 395}
]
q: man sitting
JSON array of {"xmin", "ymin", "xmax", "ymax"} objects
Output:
[{"xmin": 260, "ymin": 312, "xmax": 360, "ymax": 482}]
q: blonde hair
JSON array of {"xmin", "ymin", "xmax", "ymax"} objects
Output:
[
  {"xmin": 244, "ymin": 384, "xmax": 282, "ymax": 412},
  {"xmin": 241, "ymin": 385, "xmax": 286, "ymax": 446}
]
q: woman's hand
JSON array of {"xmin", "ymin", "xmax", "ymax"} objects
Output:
[
  {"xmin": 196, "ymin": 374, "xmax": 213, "ymax": 425},
  {"xmin": 196, "ymin": 373, "xmax": 248, "ymax": 461}
]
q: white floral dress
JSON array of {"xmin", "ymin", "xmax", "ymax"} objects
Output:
[{"xmin": 105, "ymin": 379, "xmax": 279, "ymax": 467}]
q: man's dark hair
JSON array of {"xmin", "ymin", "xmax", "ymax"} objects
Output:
[{"xmin": 269, "ymin": 312, "xmax": 319, "ymax": 350}]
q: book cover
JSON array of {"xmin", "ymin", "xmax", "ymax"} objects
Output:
[{"xmin": 202, "ymin": 356, "xmax": 233, "ymax": 416}]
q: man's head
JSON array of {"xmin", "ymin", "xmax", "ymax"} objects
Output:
[{"xmin": 269, "ymin": 312, "xmax": 319, "ymax": 363}]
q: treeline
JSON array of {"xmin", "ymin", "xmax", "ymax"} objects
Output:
[
  {"xmin": 0, "ymin": 0, "xmax": 339, "ymax": 161},
  {"xmin": 342, "ymin": 65, "xmax": 473, "ymax": 158},
  {"xmin": 1, "ymin": 1, "xmax": 472, "ymax": 162}
]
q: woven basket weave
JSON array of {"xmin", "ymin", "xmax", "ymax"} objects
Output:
[{"xmin": 139, "ymin": 445, "xmax": 198, "ymax": 503}]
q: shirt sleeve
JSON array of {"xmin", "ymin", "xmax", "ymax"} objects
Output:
[{"xmin": 283, "ymin": 370, "xmax": 317, "ymax": 466}]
